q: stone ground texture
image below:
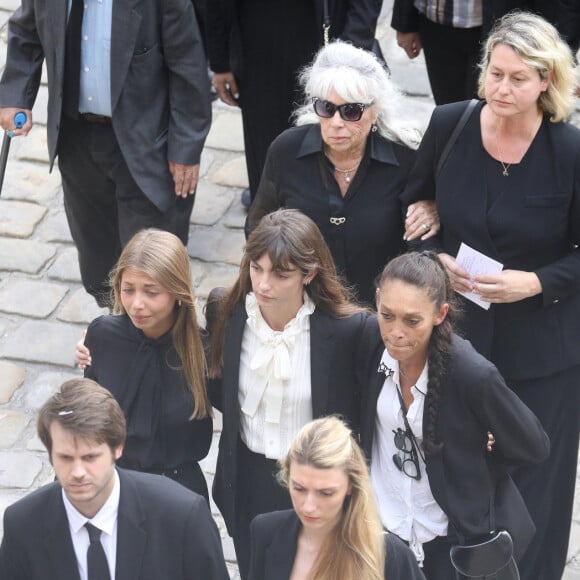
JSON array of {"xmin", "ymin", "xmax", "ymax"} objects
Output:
[{"xmin": 0, "ymin": 2, "xmax": 579, "ymax": 578}]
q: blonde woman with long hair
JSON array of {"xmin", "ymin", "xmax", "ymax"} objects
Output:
[
  {"xmin": 248, "ymin": 416, "xmax": 425, "ymax": 580},
  {"xmin": 76, "ymin": 229, "xmax": 212, "ymax": 499}
]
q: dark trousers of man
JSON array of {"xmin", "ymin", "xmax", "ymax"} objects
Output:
[
  {"xmin": 417, "ymin": 14, "xmax": 482, "ymax": 106},
  {"xmin": 58, "ymin": 117, "xmax": 194, "ymax": 307}
]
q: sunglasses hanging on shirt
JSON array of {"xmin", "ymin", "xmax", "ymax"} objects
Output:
[{"xmin": 378, "ymin": 361, "xmax": 425, "ymax": 480}]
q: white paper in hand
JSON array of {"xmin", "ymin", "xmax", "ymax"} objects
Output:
[{"xmin": 455, "ymin": 243, "xmax": 503, "ymax": 310}]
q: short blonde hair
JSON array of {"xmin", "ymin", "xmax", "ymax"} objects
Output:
[
  {"xmin": 478, "ymin": 11, "xmax": 576, "ymax": 122},
  {"xmin": 278, "ymin": 416, "xmax": 385, "ymax": 580}
]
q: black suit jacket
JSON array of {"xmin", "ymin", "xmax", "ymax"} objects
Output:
[
  {"xmin": 403, "ymin": 100, "xmax": 580, "ymax": 381},
  {"xmin": 0, "ymin": 0, "xmax": 210, "ymax": 212},
  {"xmin": 206, "ymin": 291, "xmax": 367, "ymax": 534},
  {"xmin": 207, "ymin": 0, "xmax": 381, "ymax": 75},
  {"xmin": 248, "ymin": 510, "xmax": 426, "ymax": 580},
  {"xmin": 0, "ymin": 468, "xmax": 229, "ymax": 580},
  {"xmin": 358, "ymin": 320, "xmax": 550, "ymax": 561}
]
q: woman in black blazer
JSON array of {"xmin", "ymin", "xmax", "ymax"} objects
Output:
[
  {"xmin": 249, "ymin": 416, "xmax": 425, "ymax": 580},
  {"xmin": 206, "ymin": 209, "xmax": 368, "ymax": 579},
  {"xmin": 359, "ymin": 252, "xmax": 549, "ymax": 580},
  {"xmin": 402, "ymin": 13, "xmax": 580, "ymax": 580}
]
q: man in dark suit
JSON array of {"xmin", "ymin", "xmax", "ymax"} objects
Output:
[
  {"xmin": 0, "ymin": 378, "xmax": 229, "ymax": 580},
  {"xmin": 0, "ymin": 0, "xmax": 211, "ymax": 307}
]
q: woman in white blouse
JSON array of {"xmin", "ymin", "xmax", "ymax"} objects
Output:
[
  {"xmin": 358, "ymin": 252, "xmax": 549, "ymax": 580},
  {"xmin": 206, "ymin": 209, "xmax": 368, "ymax": 579}
]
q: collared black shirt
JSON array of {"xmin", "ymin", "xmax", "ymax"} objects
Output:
[{"xmin": 249, "ymin": 124, "xmax": 416, "ymax": 304}]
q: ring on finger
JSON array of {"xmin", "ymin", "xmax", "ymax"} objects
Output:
[{"xmin": 422, "ymin": 223, "xmax": 430, "ymax": 232}]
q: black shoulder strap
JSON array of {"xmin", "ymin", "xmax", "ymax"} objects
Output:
[{"xmin": 436, "ymin": 99, "xmax": 479, "ymax": 178}]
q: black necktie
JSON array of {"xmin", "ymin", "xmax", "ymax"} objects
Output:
[
  {"xmin": 63, "ymin": 0, "xmax": 85, "ymax": 118},
  {"xmin": 85, "ymin": 523, "xmax": 111, "ymax": 580}
]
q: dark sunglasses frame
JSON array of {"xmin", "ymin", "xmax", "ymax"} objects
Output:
[
  {"xmin": 392, "ymin": 427, "xmax": 422, "ymax": 480},
  {"xmin": 312, "ymin": 97, "xmax": 370, "ymax": 122}
]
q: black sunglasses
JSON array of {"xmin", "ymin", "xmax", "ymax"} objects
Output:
[
  {"xmin": 312, "ymin": 98, "xmax": 370, "ymax": 122},
  {"xmin": 392, "ymin": 428, "xmax": 422, "ymax": 480}
]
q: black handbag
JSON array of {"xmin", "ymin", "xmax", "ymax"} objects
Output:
[
  {"xmin": 449, "ymin": 494, "xmax": 520, "ymax": 580},
  {"xmin": 450, "ymin": 530, "xmax": 519, "ymax": 579}
]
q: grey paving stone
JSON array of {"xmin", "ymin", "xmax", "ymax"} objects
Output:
[
  {"xmin": 0, "ymin": 279, "xmax": 67, "ymax": 317},
  {"xmin": 0, "ymin": 410, "xmax": 30, "ymax": 448},
  {"xmin": 24, "ymin": 370, "xmax": 79, "ymax": 410},
  {"xmin": 195, "ymin": 263, "xmax": 239, "ymax": 299},
  {"xmin": 0, "ymin": 360, "xmax": 25, "ymax": 403},
  {"xmin": 31, "ymin": 84, "xmax": 48, "ymax": 126},
  {"xmin": 58, "ymin": 287, "xmax": 108, "ymax": 324},
  {"xmin": 0, "ymin": 199, "xmax": 46, "ymax": 238},
  {"xmin": 0, "ymin": 161, "xmax": 61, "ymax": 204},
  {"xmin": 390, "ymin": 62, "xmax": 432, "ymax": 98},
  {"xmin": 211, "ymin": 156, "xmax": 249, "ymax": 189},
  {"xmin": 221, "ymin": 193, "xmax": 247, "ymax": 230},
  {"xmin": 0, "ymin": 9, "xmax": 11, "ymax": 30},
  {"xmin": 37, "ymin": 209, "xmax": 73, "ymax": 243},
  {"xmin": 191, "ymin": 181, "xmax": 235, "ymax": 226},
  {"xmin": 0, "ymin": 320, "xmax": 82, "ymax": 366},
  {"xmin": 205, "ymin": 110, "xmax": 245, "ymax": 153},
  {"xmin": 47, "ymin": 245, "xmax": 81, "ymax": 282},
  {"xmin": 0, "ymin": 451, "xmax": 43, "ymax": 488},
  {"xmin": 0, "ymin": 0, "xmax": 19, "ymax": 12},
  {"xmin": 199, "ymin": 148, "xmax": 215, "ymax": 178},
  {"xmin": 10, "ymin": 125, "xmax": 49, "ymax": 163},
  {"xmin": 26, "ymin": 435, "xmax": 46, "ymax": 452},
  {"xmin": 0, "ymin": 238, "xmax": 56, "ymax": 273},
  {"xmin": 187, "ymin": 227, "xmax": 245, "ymax": 265}
]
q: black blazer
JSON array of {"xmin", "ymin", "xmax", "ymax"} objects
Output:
[
  {"xmin": 358, "ymin": 320, "xmax": 550, "ymax": 562},
  {"xmin": 207, "ymin": 0, "xmax": 381, "ymax": 74},
  {"xmin": 403, "ymin": 100, "xmax": 580, "ymax": 381},
  {"xmin": 0, "ymin": 468, "xmax": 229, "ymax": 580},
  {"xmin": 248, "ymin": 510, "xmax": 426, "ymax": 580},
  {"xmin": 207, "ymin": 290, "xmax": 367, "ymax": 534}
]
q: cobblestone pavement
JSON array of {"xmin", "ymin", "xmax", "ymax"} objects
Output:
[{"xmin": 0, "ymin": 2, "xmax": 578, "ymax": 578}]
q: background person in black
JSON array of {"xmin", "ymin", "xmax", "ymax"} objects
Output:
[
  {"xmin": 359, "ymin": 252, "xmax": 549, "ymax": 579},
  {"xmin": 207, "ymin": 0, "xmax": 382, "ymax": 208},
  {"xmin": 76, "ymin": 229, "xmax": 212, "ymax": 499},
  {"xmin": 206, "ymin": 209, "xmax": 369, "ymax": 579},
  {"xmin": 248, "ymin": 41, "xmax": 438, "ymax": 305},
  {"xmin": 249, "ymin": 416, "xmax": 426, "ymax": 580},
  {"xmin": 402, "ymin": 13, "xmax": 580, "ymax": 579}
]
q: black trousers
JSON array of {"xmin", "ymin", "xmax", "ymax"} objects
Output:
[
  {"xmin": 236, "ymin": 0, "xmax": 318, "ymax": 200},
  {"xmin": 417, "ymin": 14, "xmax": 482, "ymax": 106},
  {"xmin": 58, "ymin": 117, "xmax": 194, "ymax": 307},
  {"xmin": 233, "ymin": 438, "xmax": 292, "ymax": 579},
  {"xmin": 508, "ymin": 364, "xmax": 580, "ymax": 580}
]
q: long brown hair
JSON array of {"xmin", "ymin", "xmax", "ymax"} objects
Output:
[
  {"xmin": 110, "ymin": 229, "xmax": 211, "ymax": 418},
  {"xmin": 208, "ymin": 210, "xmax": 366, "ymax": 378},
  {"xmin": 278, "ymin": 416, "xmax": 385, "ymax": 580}
]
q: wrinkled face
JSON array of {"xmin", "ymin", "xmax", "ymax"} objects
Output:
[
  {"xmin": 318, "ymin": 89, "xmax": 377, "ymax": 158},
  {"xmin": 289, "ymin": 463, "xmax": 351, "ymax": 535},
  {"xmin": 50, "ymin": 421, "xmax": 123, "ymax": 518},
  {"xmin": 376, "ymin": 279, "xmax": 448, "ymax": 368},
  {"xmin": 249, "ymin": 253, "xmax": 315, "ymax": 322},
  {"xmin": 484, "ymin": 43, "xmax": 551, "ymax": 119},
  {"xmin": 120, "ymin": 267, "xmax": 177, "ymax": 339}
]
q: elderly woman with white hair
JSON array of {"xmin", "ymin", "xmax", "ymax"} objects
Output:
[{"xmin": 247, "ymin": 41, "xmax": 438, "ymax": 305}]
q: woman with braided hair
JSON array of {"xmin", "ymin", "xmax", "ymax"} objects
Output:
[{"xmin": 358, "ymin": 252, "xmax": 549, "ymax": 580}]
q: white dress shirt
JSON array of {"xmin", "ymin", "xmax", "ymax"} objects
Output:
[
  {"xmin": 239, "ymin": 292, "xmax": 314, "ymax": 459},
  {"xmin": 371, "ymin": 349, "xmax": 448, "ymax": 566},
  {"xmin": 62, "ymin": 468, "xmax": 120, "ymax": 580}
]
